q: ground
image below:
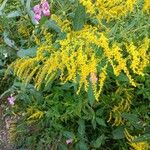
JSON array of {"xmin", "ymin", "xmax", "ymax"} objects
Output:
[{"xmin": 0, "ymin": 105, "xmax": 12, "ymax": 150}]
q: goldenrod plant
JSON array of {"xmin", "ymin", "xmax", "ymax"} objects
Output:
[{"xmin": 0, "ymin": 0, "xmax": 150, "ymax": 149}]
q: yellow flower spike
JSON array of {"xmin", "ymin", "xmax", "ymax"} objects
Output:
[
  {"xmin": 107, "ymin": 112, "xmax": 112, "ymax": 123},
  {"xmin": 143, "ymin": 0, "xmax": 150, "ymax": 13},
  {"xmin": 124, "ymin": 129, "xmax": 149, "ymax": 150},
  {"xmin": 9, "ymin": 21, "xmax": 150, "ymax": 101},
  {"xmin": 25, "ymin": 65, "xmax": 40, "ymax": 86},
  {"xmin": 108, "ymin": 88, "xmax": 133, "ymax": 126},
  {"xmin": 95, "ymin": 65, "xmax": 107, "ymax": 101},
  {"xmin": 80, "ymin": 0, "xmax": 137, "ymax": 21},
  {"xmin": 112, "ymin": 111, "xmax": 122, "ymax": 126},
  {"xmin": 124, "ymin": 128, "xmax": 134, "ymax": 141}
]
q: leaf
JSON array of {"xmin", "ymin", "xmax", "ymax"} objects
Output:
[
  {"xmin": 133, "ymin": 134, "xmax": 150, "ymax": 142},
  {"xmin": 26, "ymin": 0, "xmax": 36, "ymax": 25},
  {"xmin": 109, "ymin": 23, "xmax": 118, "ymax": 37},
  {"xmin": 93, "ymin": 134, "xmax": 106, "ymax": 148},
  {"xmin": 92, "ymin": 118, "xmax": 97, "ymax": 129},
  {"xmin": 17, "ymin": 47, "xmax": 37, "ymax": 58},
  {"xmin": 96, "ymin": 117, "xmax": 106, "ymax": 127},
  {"xmin": 78, "ymin": 119, "xmax": 85, "ymax": 136},
  {"xmin": 7, "ymin": 11, "xmax": 21, "ymax": 18},
  {"xmin": 0, "ymin": 0, "xmax": 8, "ymax": 12},
  {"xmin": 112, "ymin": 127, "xmax": 125, "ymax": 140},
  {"xmin": 61, "ymin": 83, "xmax": 75, "ymax": 90},
  {"xmin": 20, "ymin": 0, "xmax": 25, "ymax": 5},
  {"xmin": 75, "ymin": 141, "xmax": 88, "ymax": 150},
  {"xmin": 44, "ymin": 20, "xmax": 61, "ymax": 33},
  {"xmin": 122, "ymin": 113, "xmax": 139, "ymax": 123},
  {"xmin": 118, "ymin": 73, "xmax": 129, "ymax": 82},
  {"xmin": 63, "ymin": 131, "xmax": 74, "ymax": 139},
  {"xmin": 39, "ymin": 16, "xmax": 48, "ymax": 26},
  {"xmin": 87, "ymin": 83, "xmax": 95, "ymax": 106},
  {"xmin": 72, "ymin": 5, "xmax": 86, "ymax": 31},
  {"xmin": 58, "ymin": 144, "xmax": 68, "ymax": 150},
  {"xmin": 3, "ymin": 31, "xmax": 16, "ymax": 48}
]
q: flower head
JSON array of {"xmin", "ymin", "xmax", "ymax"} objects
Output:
[
  {"xmin": 33, "ymin": 4, "xmax": 42, "ymax": 24},
  {"xmin": 90, "ymin": 72, "xmax": 98, "ymax": 84},
  {"xmin": 7, "ymin": 96, "xmax": 15, "ymax": 106},
  {"xmin": 66, "ymin": 139, "xmax": 73, "ymax": 145},
  {"xmin": 41, "ymin": 1, "xmax": 50, "ymax": 16}
]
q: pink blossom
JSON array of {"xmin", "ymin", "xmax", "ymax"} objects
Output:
[
  {"xmin": 33, "ymin": 4, "xmax": 42, "ymax": 23},
  {"xmin": 66, "ymin": 139, "xmax": 73, "ymax": 145},
  {"xmin": 90, "ymin": 72, "xmax": 98, "ymax": 84},
  {"xmin": 41, "ymin": 1, "xmax": 50, "ymax": 16},
  {"xmin": 7, "ymin": 96, "xmax": 15, "ymax": 106}
]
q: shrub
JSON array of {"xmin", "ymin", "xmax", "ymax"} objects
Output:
[{"xmin": 1, "ymin": 0, "xmax": 150, "ymax": 149}]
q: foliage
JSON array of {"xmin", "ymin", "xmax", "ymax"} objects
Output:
[{"xmin": 0, "ymin": 0, "xmax": 150, "ymax": 149}]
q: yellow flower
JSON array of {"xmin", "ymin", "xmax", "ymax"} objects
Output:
[{"xmin": 124, "ymin": 129, "xmax": 149, "ymax": 150}]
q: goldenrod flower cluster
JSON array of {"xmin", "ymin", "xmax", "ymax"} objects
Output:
[
  {"xmin": 18, "ymin": 25, "xmax": 31, "ymax": 38},
  {"xmin": 27, "ymin": 106, "xmax": 44, "ymax": 122},
  {"xmin": 124, "ymin": 129, "xmax": 149, "ymax": 150},
  {"xmin": 10, "ymin": 14, "xmax": 150, "ymax": 101},
  {"xmin": 108, "ymin": 88, "xmax": 132, "ymax": 126},
  {"xmin": 143, "ymin": 0, "xmax": 150, "ymax": 13},
  {"xmin": 80, "ymin": 0, "xmax": 137, "ymax": 21}
]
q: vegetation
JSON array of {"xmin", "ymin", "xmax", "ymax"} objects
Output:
[{"xmin": 0, "ymin": 0, "xmax": 150, "ymax": 149}]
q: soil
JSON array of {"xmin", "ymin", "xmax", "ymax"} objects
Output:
[{"xmin": 0, "ymin": 105, "xmax": 12, "ymax": 150}]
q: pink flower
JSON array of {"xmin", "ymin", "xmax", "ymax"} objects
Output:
[
  {"xmin": 66, "ymin": 139, "xmax": 73, "ymax": 145},
  {"xmin": 7, "ymin": 96, "xmax": 15, "ymax": 106},
  {"xmin": 90, "ymin": 72, "xmax": 98, "ymax": 84},
  {"xmin": 33, "ymin": 4, "xmax": 42, "ymax": 23},
  {"xmin": 41, "ymin": 1, "xmax": 50, "ymax": 16}
]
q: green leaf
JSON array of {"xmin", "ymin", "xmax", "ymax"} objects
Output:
[
  {"xmin": 3, "ymin": 31, "xmax": 17, "ymax": 49},
  {"xmin": 112, "ymin": 127, "xmax": 125, "ymax": 140},
  {"xmin": 78, "ymin": 119, "xmax": 85, "ymax": 136},
  {"xmin": 26, "ymin": 0, "xmax": 36, "ymax": 25},
  {"xmin": 93, "ymin": 134, "xmax": 106, "ymax": 148},
  {"xmin": 7, "ymin": 11, "xmax": 21, "ymax": 18},
  {"xmin": 39, "ymin": 16, "xmax": 48, "ymax": 26},
  {"xmin": 87, "ymin": 83, "xmax": 95, "ymax": 106},
  {"xmin": 17, "ymin": 47, "xmax": 37, "ymax": 58},
  {"xmin": 122, "ymin": 113, "xmax": 139, "ymax": 123},
  {"xmin": 63, "ymin": 131, "xmax": 74, "ymax": 139},
  {"xmin": 44, "ymin": 20, "xmax": 61, "ymax": 33},
  {"xmin": 118, "ymin": 73, "xmax": 129, "ymax": 82},
  {"xmin": 0, "ymin": 0, "xmax": 8, "ymax": 12},
  {"xmin": 133, "ymin": 134, "xmax": 150, "ymax": 142},
  {"xmin": 72, "ymin": 5, "xmax": 86, "ymax": 31},
  {"xmin": 75, "ymin": 141, "xmax": 88, "ymax": 150},
  {"xmin": 109, "ymin": 23, "xmax": 118, "ymax": 37},
  {"xmin": 92, "ymin": 118, "xmax": 97, "ymax": 129},
  {"xmin": 58, "ymin": 144, "xmax": 68, "ymax": 150},
  {"xmin": 96, "ymin": 118, "xmax": 106, "ymax": 127}
]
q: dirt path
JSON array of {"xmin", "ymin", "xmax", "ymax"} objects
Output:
[{"xmin": 0, "ymin": 105, "xmax": 12, "ymax": 150}]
